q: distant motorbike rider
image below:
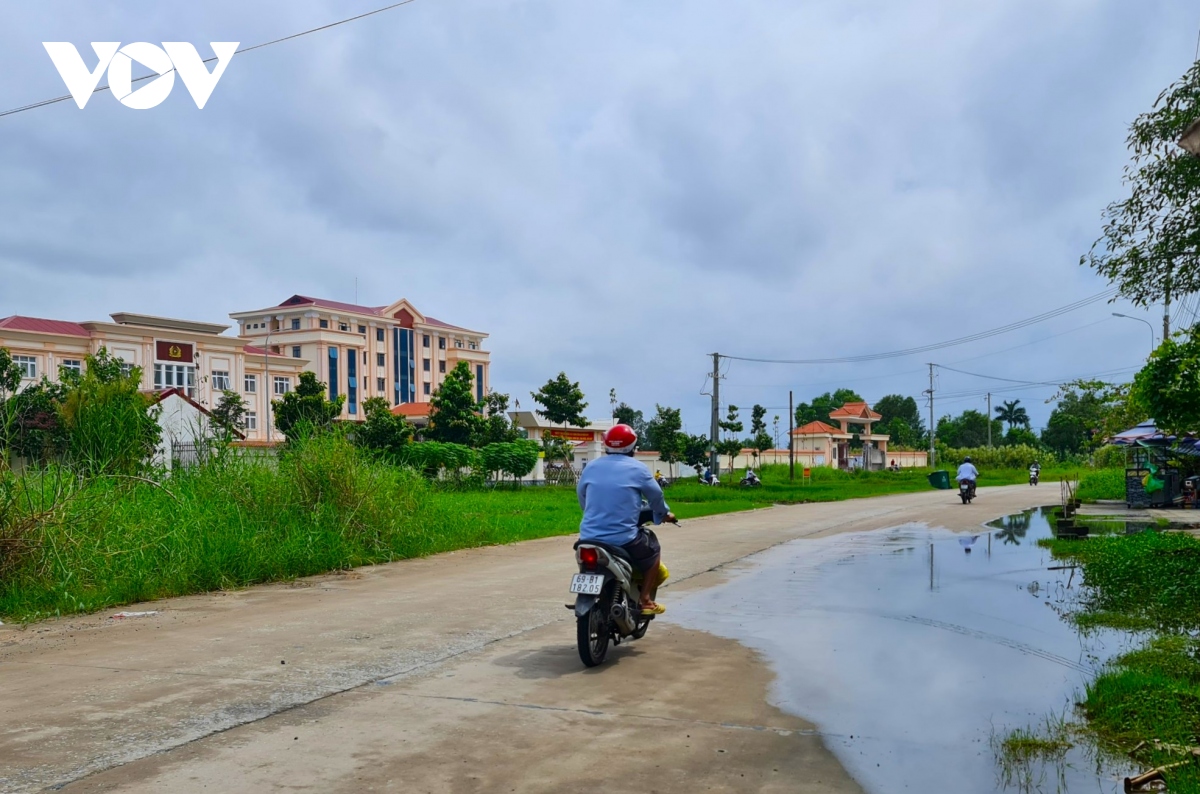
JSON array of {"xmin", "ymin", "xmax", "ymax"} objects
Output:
[
  {"xmin": 577, "ymin": 424, "xmax": 676, "ymax": 615},
  {"xmin": 742, "ymin": 468, "xmax": 761, "ymax": 486},
  {"xmin": 956, "ymin": 456, "xmax": 980, "ymax": 497}
]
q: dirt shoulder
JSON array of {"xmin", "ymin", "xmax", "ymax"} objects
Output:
[{"xmin": 0, "ymin": 484, "xmax": 1045, "ymax": 793}]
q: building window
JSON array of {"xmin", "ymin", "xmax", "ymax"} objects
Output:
[
  {"xmin": 422, "ymin": 334, "xmax": 430, "ymax": 348},
  {"xmin": 246, "ymin": 411, "xmax": 258, "ymax": 431},
  {"xmin": 377, "ymin": 377, "xmax": 385, "ymax": 391},
  {"xmin": 468, "ymin": 342, "xmax": 477, "ymax": 350},
  {"xmin": 292, "ymin": 346, "xmax": 301, "ymax": 358},
  {"xmin": 376, "ymin": 328, "xmax": 385, "ymax": 342},
  {"xmin": 291, "ymin": 318, "xmax": 300, "ymax": 330},
  {"xmin": 339, "ymin": 322, "xmax": 349, "ymax": 332},
  {"xmin": 423, "ymin": 358, "xmax": 431, "ymax": 372},
  {"xmin": 438, "ymin": 337, "xmax": 445, "ymax": 350},
  {"xmin": 212, "ymin": 370, "xmax": 231, "ymax": 391},
  {"xmin": 455, "ymin": 340, "xmax": 464, "ymax": 349},
  {"xmin": 438, "ymin": 360, "xmax": 446, "ymax": 374},
  {"xmin": 394, "ymin": 327, "xmax": 414, "ymax": 405},
  {"xmin": 244, "ymin": 374, "xmax": 257, "ymax": 393},
  {"xmin": 119, "ymin": 361, "xmax": 133, "ymax": 378},
  {"xmin": 476, "ymin": 364, "xmax": 484, "ymax": 402},
  {"xmin": 274, "ymin": 376, "xmax": 291, "ymax": 395},
  {"xmin": 328, "ymin": 347, "xmax": 339, "ymax": 401},
  {"xmin": 362, "ymin": 350, "xmax": 367, "ymax": 364},
  {"xmin": 320, "ymin": 319, "xmax": 329, "ymax": 329},
  {"xmin": 154, "ymin": 364, "xmax": 195, "ymax": 397},
  {"xmin": 423, "ymin": 382, "xmax": 431, "ymax": 395},
  {"xmin": 13, "ymin": 355, "xmax": 36, "ymax": 379},
  {"xmin": 376, "ymin": 353, "xmax": 385, "ymax": 367},
  {"xmin": 358, "ymin": 325, "xmax": 366, "ymax": 335},
  {"xmin": 60, "ymin": 359, "xmax": 82, "ymax": 377},
  {"xmin": 347, "ymin": 347, "xmax": 357, "ymax": 415}
]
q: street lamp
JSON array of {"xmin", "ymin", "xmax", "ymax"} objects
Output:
[{"xmin": 1112, "ymin": 312, "xmax": 1156, "ymax": 354}]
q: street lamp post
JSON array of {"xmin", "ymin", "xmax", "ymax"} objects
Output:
[{"xmin": 1112, "ymin": 312, "xmax": 1156, "ymax": 355}]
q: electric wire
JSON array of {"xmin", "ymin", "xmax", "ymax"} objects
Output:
[
  {"xmin": 721, "ymin": 288, "xmax": 1118, "ymax": 364},
  {"xmin": 0, "ymin": 0, "xmax": 421, "ymax": 119}
]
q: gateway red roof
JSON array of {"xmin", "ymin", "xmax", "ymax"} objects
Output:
[
  {"xmin": 828, "ymin": 402, "xmax": 882, "ymax": 421},
  {"xmin": 391, "ymin": 403, "xmax": 431, "ymax": 418},
  {"xmin": 793, "ymin": 420, "xmax": 845, "ymax": 435},
  {"xmin": 0, "ymin": 315, "xmax": 90, "ymax": 337}
]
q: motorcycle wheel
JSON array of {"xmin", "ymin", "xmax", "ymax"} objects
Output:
[
  {"xmin": 960, "ymin": 492, "xmax": 969, "ymax": 504},
  {"xmin": 577, "ymin": 584, "xmax": 612, "ymax": 667}
]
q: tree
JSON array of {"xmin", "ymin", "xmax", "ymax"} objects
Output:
[
  {"xmin": 476, "ymin": 391, "xmax": 520, "ymax": 446},
  {"xmin": 210, "ymin": 390, "xmax": 248, "ymax": 442},
  {"xmin": 57, "ymin": 349, "xmax": 161, "ymax": 475},
  {"xmin": 1132, "ymin": 324, "xmax": 1200, "ymax": 435},
  {"xmin": 1003, "ymin": 427, "xmax": 1042, "ymax": 448},
  {"xmin": 936, "ymin": 410, "xmax": 1001, "ymax": 449},
  {"xmin": 720, "ymin": 404, "xmax": 743, "ymax": 437},
  {"xmin": 479, "ymin": 440, "xmax": 540, "ymax": 483},
  {"xmin": 273, "ymin": 371, "xmax": 345, "ymax": 440},
  {"xmin": 645, "ymin": 405, "xmax": 682, "ymax": 468},
  {"xmin": 718, "ymin": 437, "xmax": 743, "ymax": 472},
  {"xmin": 884, "ymin": 417, "xmax": 919, "ymax": 449},
  {"xmin": 426, "ymin": 361, "xmax": 481, "ymax": 445},
  {"xmin": 795, "ymin": 388, "xmax": 863, "ymax": 426},
  {"xmin": 532, "ymin": 372, "xmax": 588, "ymax": 427},
  {"xmin": 613, "ymin": 402, "xmax": 648, "ymax": 445},
  {"xmin": 873, "ymin": 394, "xmax": 925, "ymax": 437},
  {"xmin": 680, "ymin": 433, "xmax": 711, "ymax": 469},
  {"xmin": 1040, "ymin": 379, "xmax": 1145, "ymax": 453},
  {"xmin": 354, "ymin": 396, "xmax": 414, "ymax": 459},
  {"xmin": 1082, "ymin": 61, "xmax": 1200, "ymax": 307},
  {"xmin": 995, "ymin": 399, "xmax": 1030, "ymax": 430}
]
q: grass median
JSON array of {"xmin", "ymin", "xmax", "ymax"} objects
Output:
[{"xmin": 0, "ymin": 438, "xmax": 1066, "ymax": 623}]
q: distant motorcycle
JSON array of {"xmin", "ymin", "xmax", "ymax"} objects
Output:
[
  {"xmin": 959, "ymin": 479, "xmax": 976, "ymax": 504},
  {"xmin": 1029, "ymin": 468, "xmax": 1040, "ymax": 486},
  {"xmin": 739, "ymin": 473, "xmax": 762, "ymax": 488}
]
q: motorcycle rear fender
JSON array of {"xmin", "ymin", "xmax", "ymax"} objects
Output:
[{"xmin": 574, "ymin": 593, "xmax": 598, "ymax": 617}]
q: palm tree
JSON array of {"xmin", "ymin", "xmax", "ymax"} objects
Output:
[{"xmin": 996, "ymin": 399, "xmax": 1030, "ymax": 430}]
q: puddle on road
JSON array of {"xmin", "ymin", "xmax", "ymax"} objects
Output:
[{"xmin": 668, "ymin": 507, "xmax": 1137, "ymax": 793}]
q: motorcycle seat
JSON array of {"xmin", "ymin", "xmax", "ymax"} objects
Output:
[{"xmin": 574, "ymin": 539, "xmax": 633, "ymax": 563}]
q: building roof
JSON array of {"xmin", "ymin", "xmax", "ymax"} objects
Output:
[
  {"xmin": 829, "ymin": 402, "xmax": 882, "ymax": 421},
  {"xmin": 277, "ymin": 294, "xmax": 387, "ymax": 316},
  {"xmin": 792, "ymin": 420, "xmax": 844, "ymax": 436},
  {"xmin": 243, "ymin": 344, "xmax": 292, "ymax": 358},
  {"xmin": 391, "ymin": 403, "xmax": 431, "ymax": 418},
  {"xmin": 109, "ymin": 312, "xmax": 229, "ymax": 336},
  {"xmin": 0, "ymin": 315, "xmax": 90, "ymax": 337}
]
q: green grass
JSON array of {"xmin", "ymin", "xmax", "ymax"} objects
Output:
[
  {"xmin": 1001, "ymin": 530, "xmax": 1200, "ymax": 793},
  {"xmin": 1078, "ymin": 467, "xmax": 1126, "ymax": 502},
  {"xmin": 0, "ymin": 441, "xmax": 1087, "ymax": 623}
]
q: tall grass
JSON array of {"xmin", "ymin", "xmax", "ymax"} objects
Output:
[
  {"xmin": 0, "ymin": 435, "xmax": 451, "ymax": 621},
  {"xmin": 1078, "ymin": 468, "xmax": 1125, "ymax": 502}
]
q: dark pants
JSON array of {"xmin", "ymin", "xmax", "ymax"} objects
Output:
[{"xmin": 621, "ymin": 528, "xmax": 661, "ymax": 573}]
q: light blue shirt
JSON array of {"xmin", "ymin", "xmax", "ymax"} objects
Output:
[
  {"xmin": 956, "ymin": 463, "xmax": 979, "ymax": 481},
  {"xmin": 577, "ymin": 453, "xmax": 670, "ymax": 545}
]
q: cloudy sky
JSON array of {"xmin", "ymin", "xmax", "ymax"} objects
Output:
[{"xmin": 1, "ymin": 1, "xmax": 1196, "ymax": 434}]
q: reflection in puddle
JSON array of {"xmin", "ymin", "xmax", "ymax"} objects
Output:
[{"xmin": 668, "ymin": 507, "xmax": 1136, "ymax": 793}]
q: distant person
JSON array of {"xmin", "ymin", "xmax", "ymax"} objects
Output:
[{"xmin": 956, "ymin": 456, "xmax": 980, "ymax": 498}]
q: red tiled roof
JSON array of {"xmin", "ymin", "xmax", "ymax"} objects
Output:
[
  {"xmin": 0, "ymin": 315, "xmax": 90, "ymax": 337},
  {"xmin": 792, "ymin": 420, "xmax": 844, "ymax": 435},
  {"xmin": 391, "ymin": 403, "xmax": 431, "ymax": 418},
  {"xmin": 277, "ymin": 294, "xmax": 386, "ymax": 316},
  {"xmin": 243, "ymin": 344, "xmax": 291, "ymax": 358},
  {"xmin": 828, "ymin": 401, "xmax": 882, "ymax": 421},
  {"xmin": 424, "ymin": 316, "xmax": 471, "ymax": 332}
]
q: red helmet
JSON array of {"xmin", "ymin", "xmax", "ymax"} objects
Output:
[{"xmin": 603, "ymin": 423, "xmax": 638, "ymax": 453}]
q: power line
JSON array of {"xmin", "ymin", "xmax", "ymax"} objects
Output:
[
  {"xmin": 721, "ymin": 288, "xmax": 1117, "ymax": 365},
  {"xmin": 0, "ymin": 0, "xmax": 420, "ymax": 119}
]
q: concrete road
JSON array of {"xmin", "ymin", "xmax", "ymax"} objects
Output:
[{"xmin": 0, "ymin": 485, "xmax": 1046, "ymax": 793}]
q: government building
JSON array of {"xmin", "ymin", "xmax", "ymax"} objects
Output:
[{"xmin": 0, "ymin": 294, "xmax": 490, "ymax": 443}]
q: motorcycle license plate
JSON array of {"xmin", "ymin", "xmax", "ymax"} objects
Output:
[{"xmin": 570, "ymin": 574, "xmax": 604, "ymax": 595}]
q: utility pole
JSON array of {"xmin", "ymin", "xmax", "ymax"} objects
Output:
[
  {"xmin": 788, "ymin": 390, "xmax": 795, "ymax": 481},
  {"xmin": 927, "ymin": 363, "xmax": 935, "ymax": 468},
  {"xmin": 987, "ymin": 392, "xmax": 992, "ymax": 449},
  {"xmin": 710, "ymin": 353, "xmax": 721, "ymax": 478}
]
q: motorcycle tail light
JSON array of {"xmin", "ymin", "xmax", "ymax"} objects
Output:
[{"xmin": 579, "ymin": 547, "xmax": 599, "ymax": 569}]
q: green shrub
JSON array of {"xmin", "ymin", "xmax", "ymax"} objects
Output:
[
  {"xmin": 478, "ymin": 440, "xmax": 540, "ymax": 483},
  {"xmin": 398, "ymin": 441, "xmax": 479, "ymax": 480},
  {"xmin": 1092, "ymin": 445, "xmax": 1128, "ymax": 470},
  {"xmin": 936, "ymin": 444, "xmax": 1044, "ymax": 469},
  {"xmin": 1078, "ymin": 467, "xmax": 1126, "ymax": 502}
]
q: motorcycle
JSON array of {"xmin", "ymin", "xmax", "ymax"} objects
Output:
[
  {"xmin": 959, "ymin": 478, "xmax": 976, "ymax": 504},
  {"xmin": 739, "ymin": 474, "xmax": 762, "ymax": 488},
  {"xmin": 570, "ymin": 510, "xmax": 673, "ymax": 667},
  {"xmin": 1029, "ymin": 469, "xmax": 1040, "ymax": 486}
]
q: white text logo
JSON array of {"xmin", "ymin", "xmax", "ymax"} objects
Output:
[{"xmin": 42, "ymin": 42, "xmax": 239, "ymax": 109}]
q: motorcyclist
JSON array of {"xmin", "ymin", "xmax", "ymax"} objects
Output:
[
  {"xmin": 1029, "ymin": 460, "xmax": 1041, "ymax": 480},
  {"xmin": 956, "ymin": 455, "xmax": 980, "ymax": 497},
  {"xmin": 742, "ymin": 468, "xmax": 760, "ymax": 486},
  {"xmin": 577, "ymin": 424, "xmax": 676, "ymax": 615}
]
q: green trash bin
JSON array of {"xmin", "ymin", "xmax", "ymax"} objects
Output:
[{"xmin": 927, "ymin": 470, "xmax": 951, "ymax": 490}]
